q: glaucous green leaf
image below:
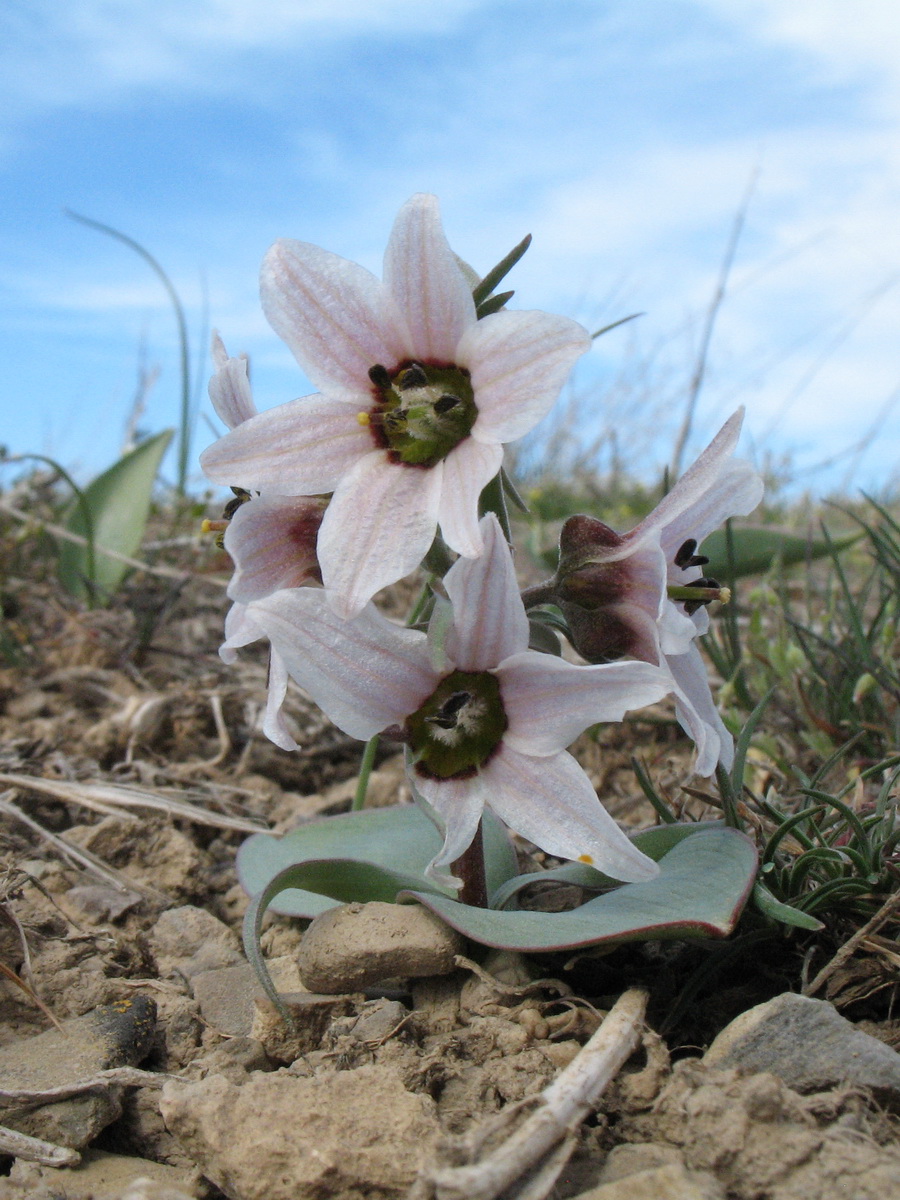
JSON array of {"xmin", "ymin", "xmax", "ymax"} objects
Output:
[
  {"xmin": 700, "ymin": 527, "xmax": 860, "ymax": 580},
  {"xmin": 58, "ymin": 430, "xmax": 174, "ymax": 603},
  {"xmin": 404, "ymin": 828, "xmax": 757, "ymax": 952},
  {"xmin": 236, "ymin": 804, "xmax": 519, "ymax": 917},
  {"xmin": 490, "ymin": 820, "xmax": 725, "ymax": 909}
]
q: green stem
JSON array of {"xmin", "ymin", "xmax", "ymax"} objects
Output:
[{"xmin": 351, "ymin": 735, "xmax": 380, "ymax": 812}]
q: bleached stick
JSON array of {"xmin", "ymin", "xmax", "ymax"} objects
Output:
[{"xmin": 417, "ymin": 986, "xmax": 648, "ymax": 1200}]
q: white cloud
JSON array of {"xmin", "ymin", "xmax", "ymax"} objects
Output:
[{"xmin": 2, "ymin": 0, "xmax": 484, "ymax": 108}]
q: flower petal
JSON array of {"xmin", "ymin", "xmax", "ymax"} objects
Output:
[
  {"xmin": 459, "ymin": 309, "xmax": 590, "ymax": 444},
  {"xmin": 444, "ymin": 513, "xmax": 529, "ymax": 670},
  {"xmin": 260, "ymin": 238, "xmax": 411, "ymax": 400},
  {"xmin": 411, "ymin": 770, "xmax": 489, "ymax": 891},
  {"xmin": 219, "ymin": 602, "xmax": 263, "ymax": 664},
  {"xmin": 637, "ymin": 409, "xmax": 763, "ymax": 561},
  {"xmin": 247, "ymin": 589, "xmax": 439, "ymax": 740},
  {"xmin": 224, "ymin": 495, "xmax": 323, "ymax": 603},
  {"xmin": 437, "ymin": 437, "xmax": 504, "ymax": 558},
  {"xmin": 666, "ymin": 643, "xmax": 734, "ymax": 774},
  {"xmin": 316, "ymin": 454, "xmax": 444, "ymax": 618},
  {"xmin": 262, "ymin": 648, "xmax": 299, "ymax": 752},
  {"xmin": 480, "ymin": 745, "xmax": 659, "ymax": 883},
  {"xmin": 383, "ymin": 194, "xmax": 476, "ymax": 362},
  {"xmin": 657, "ymin": 598, "xmax": 701, "ymax": 657},
  {"xmin": 499, "ymin": 653, "xmax": 672, "ymax": 755},
  {"xmin": 209, "ymin": 333, "xmax": 256, "ymax": 428},
  {"xmin": 200, "ymin": 395, "xmax": 373, "ymax": 493}
]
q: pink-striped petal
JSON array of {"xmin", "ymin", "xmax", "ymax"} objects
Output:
[
  {"xmin": 209, "ymin": 333, "xmax": 257, "ymax": 428},
  {"xmin": 260, "ymin": 239, "xmax": 412, "ymax": 401},
  {"xmin": 437, "ymin": 438, "xmax": 504, "ymax": 558},
  {"xmin": 498, "ymin": 653, "xmax": 672, "ymax": 755},
  {"xmin": 219, "ymin": 602, "xmax": 263, "ymax": 664},
  {"xmin": 383, "ymin": 194, "xmax": 476, "ymax": 362},
  {"xmin": 317, "ymin": 454, "xmax": 444, "ymax": 618},
  {"xmin": 411, "ymin": 770, "xmax": 489, "ymax": 891},
  {"xmin": 667, "ymin": 643, "xmax": 733, "ymax": 774},
  {"xmin": 637, "ymin": 410, "xmax": 763, "ymax": 562},
  {"xmin": 262, "ymin": 648, "xmax": 299, "ymax": 752},
  {"xmin": 444, "ymin": 513, "xmax": 529, "ymax": 670},
  {"xmin": 224, "ymin": 495, "xmax": 323, "ymax": 603},
  {"xmin": 480, "ymin": 745, "xmax": 659, "ymax": 883},
  {"xmin": 459, "ymin": 309, "xmax": 591, "ymax": 444},
  {"xmin": 247, "ymin": 589, "xmax": 439, "ymax": 741},
  {"xmin": 200, "ymin": 395, "xmax": 373, "ymax": 493}
]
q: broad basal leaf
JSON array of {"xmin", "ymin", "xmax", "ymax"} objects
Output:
[
  {"xmin": 58, "ymin": 429, "xmax": 174, "ymax": 603},
  {"xmin": 405, "ymin": 828, "xmax": 757, "ymax": 952},
  {"xmin": 236, "ymin": 803, "xmax": 519, "ymax": 918}
]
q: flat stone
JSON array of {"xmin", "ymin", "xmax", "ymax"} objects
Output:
[
  {"xmin": 191, "ymin": 955, "xmax": 304, "ymax": 1036},
  {"xmin": 704, "ymin": 992, "xmax": 900, "ymax": 1105},
  {"xmin": 297, "ymin": 901, "xmax": 464, "ymax": 993},
  {"xmin": 149, "ymin": 905, "xmax": 243, "ymax": 980},
  {"xmin": 251, "ymin": 992, "xmax": 359, "ymax": 1063},
  {"xmin": 7, "ymin": 1149, "xmax": 200, "ymax": 1200},
  {"xmin": 574, "ymin": 1162, "xmax": 721, "ymax": 1200},
  {"xmin": 0, "ymin": 995, "xmax": 157, "ymax": 1150},
  {"xmin": 160, "ymin": 1063, "xmax": 440, "ymax": 1200}
]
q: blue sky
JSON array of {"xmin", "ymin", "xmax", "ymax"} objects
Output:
[{"xmin": 2, "ymin": 0, "xmax": 899, "ymax": 494}]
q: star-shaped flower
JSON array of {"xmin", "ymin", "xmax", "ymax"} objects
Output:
[
  {"xmin": 548, "ymin": 409, "xmax": 763, "ymax": 774},
  {"xmin": 240, "ymin": 513, "xmax": 673, "ymax": 889},
  {"xmin": 207, "ymin": 334, "xmax": 324, "ymax": 751},
  {"xmin": 201, "ymin": 195, "xmax": 591, "ymax": 617}
]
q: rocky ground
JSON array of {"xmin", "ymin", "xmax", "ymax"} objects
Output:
[{"xmin": 0, "ymin": 562, "xmax": 899, "ymax": 1200}]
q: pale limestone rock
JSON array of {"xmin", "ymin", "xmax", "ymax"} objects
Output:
[{"xmin": 297, "ymin": 900, "xmax": 464, "ymax": 993}]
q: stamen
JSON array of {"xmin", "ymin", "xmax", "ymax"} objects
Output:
[
  {"xmin": 368, "ymin": 364, "xmax": 391, "ymax": 388},
  {"xmin": 578, "ymin": 854, "xmax": 595, "ymax": 865},
  {"xmin": 200, "ymin": 519, "xmax": 229, "ymax": 534},
  {"xmin": 674, "ymin": 537, "xmax": 709, "ymax": 569},
  {"xmin": 357, "ymin": 411, "xmax": 371, "ymax": 426},
  {"xmin": 434, "ymin": 394, "xmax": 459, "ymax": 414},
  {"xmin": 398, "ymin": 363, "xmax": 428, "ymax": 390},
  {"xmin": 426, "ymin": 690, "xmax": 471, "ymax": 729}
]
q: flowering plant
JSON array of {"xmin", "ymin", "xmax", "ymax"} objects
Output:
[{"xmin": 203, "ymin": 195, "xmax": 762, "ymax": 996}]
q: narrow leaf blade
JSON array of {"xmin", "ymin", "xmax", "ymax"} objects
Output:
[{"xmin": 58, "ymin": 430, "xmax": 174, "ymax": 602}]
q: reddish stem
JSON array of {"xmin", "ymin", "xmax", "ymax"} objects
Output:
[{"xmin": 451, "ymin": 819, "xmax": 489, "ymax": 908}]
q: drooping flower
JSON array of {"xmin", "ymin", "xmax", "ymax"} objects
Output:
[
  {"xmin": 546, "ymin": 408, "xmax": 763, "ymax": 775},
  {"xmin": 241, "ymin": 513, "xmax": 673, "ymax": 889},
  {"xmin": 207, "ymin": 334, "xmax": 324, "ymax": 750},
  {"xmin": 201, "ymin": 195, "xmax": 591, "ymax": 618}
]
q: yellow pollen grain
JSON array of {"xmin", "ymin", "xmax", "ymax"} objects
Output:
[
  {"xmin": 357, "ymin": 411, "xmax": 371, "ymax": 426},
  {"xmin": 578, "ymin": 854, "xmax": 594, "ymax": 865},
  {"xmin": 719, "ymin": 587, "xmax": 732, "ymax": 605}
]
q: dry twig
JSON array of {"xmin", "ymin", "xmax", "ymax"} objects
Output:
[
  {"xmin": 411, "ymin": 986, "xmax": 648, "ymax": 1200},
  {"xmin": 803, "ymin": 890, "xmax": 900, "ymax": 997}
]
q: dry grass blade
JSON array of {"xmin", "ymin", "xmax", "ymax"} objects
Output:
[
  {"xmin": 0, "ymin": 960, "xmax": 63, "ymax": 1032},
  {"xmin": 0, "ymin": 772, "xmax": 269, "ymax": 834},
  {"xmin": 0, "ymin": 793, "xmax": 168, "ymax": 902}
]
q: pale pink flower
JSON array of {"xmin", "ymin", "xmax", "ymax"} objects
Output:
[
  {"xmin": 201, "ymin": 195, "xmax": 591, "ymax": 618},
  {"xmin": 551, "ymin": 409, "xmax": 763, "ymax": 774},
  {"xmin": 242, "ymin": 514, "xmax": 673, "ymax": 889},
  {"xmin": 208, "ymin": 334, "xmax": 323, "ymax": 750}
]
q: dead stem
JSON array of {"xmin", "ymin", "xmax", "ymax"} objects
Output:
[{"xmin": 411, "ymin": 986, "xmax": 648, "ymax": 1200}]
